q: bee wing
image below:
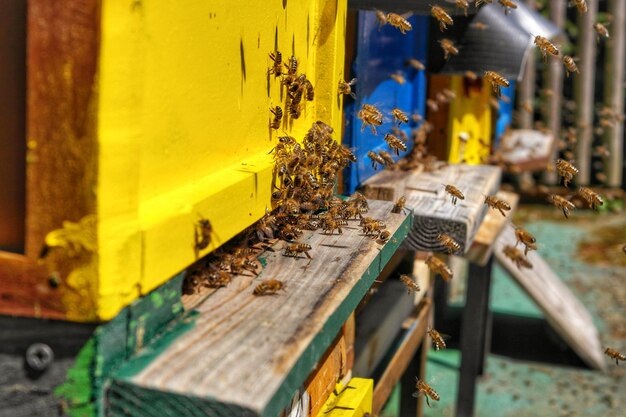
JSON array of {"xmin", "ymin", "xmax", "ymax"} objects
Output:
[
  {"xmin": 412, "ymin": 391, "xmax": 424, "ymax": 399},
  {"xmin": 400, "ymin": 11, "xmax": 413, "ymax": 19}
]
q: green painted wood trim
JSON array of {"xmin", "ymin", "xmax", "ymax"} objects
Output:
[{"xmin": 55, "ymin": 338, "xmax": 96, "ymax": 417}]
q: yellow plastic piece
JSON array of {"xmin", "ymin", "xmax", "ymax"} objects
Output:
[
  {"xmin": 447, "ymin": 76, "xmax": 492, "ymax": 164},
  {"xmin": 71, "ymin": 0, "xmax": 348, "ymax": 321},
  {"xmin": 315, "ymin": 378, "xmax": 373, "ymax": 417}
]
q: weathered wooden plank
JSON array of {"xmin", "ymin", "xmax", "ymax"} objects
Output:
[
  {"xmin": 372, "ymin": 300, "xmax": 431, "ymax": 415},
  {"xmin": 465, "ymin": 191, "xmax": 519, "ymax": 266},
  {"xmin": 494, "ymin": 227, "xmax": 606, "ymax": 371},
  {"xmin": 361, "ymin": 170, "xmax": 419, "ymax": 202},
  {"xmin": 107, "ymin": 200, "xmax": 412, "ymax": 417},
  {"xmin": 496, "ymin": 129, "xmax": 555, "ymax": 172}
]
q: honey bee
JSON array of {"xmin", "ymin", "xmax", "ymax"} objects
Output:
[
  {"xmin": 284, "ymin": 243, "xmax": 312, "ymax": 259},
  {"xmin": 269, "ymin": 51, "xmax": 283, "ymax": 77},
  {"xmin": 498, "ymin": 0, "xmax": 518, "ymax": 14},
  {"xmin": 392, "ymin": 108, "xmax": 409, "ymax": 126},
  {"xmin": 361, "ymin": 218, "xmax": 387, "ymax": 237},
  {"xmin": 375, "ymin": 9, "xmax": 387, "ymax": 29},
  {"xmin": 514, "ymin": 226, "xmax": 537, "ymax": 255},
  {"xmin": 431, "ymin": 6, "xmax": 453, "ymax": 31},
  {"xmin": 406, "ymin": 58, "xmax": 425, "ymax": 71},
  {"xmin": 522, "ymin": 101, "xmax": 533, "ymax": 114},
  {"xmin": 384, "ymin": 133, "xmax": 408, "ymax": 156},
  {"xmin": 456, "ymin": 0, "xmax": 470, "ymax": 16},
  {"xmin": 378, "ymin": 230, "xmax": 391, "ymax": 243},
  {"xmin": 230, "ymin": 255, "xmax": 259, "ymax": 276},
  {"xmin": 399, "ymin": 274, "xmax": 420, "ymax": 294},
  {"xmin": 577, "ymin": 187, "xmax": 603, "ymax": 210},
  {"xmin": 378, "ymin": 150, "xmax": 395, "ymax": 167},
  {"xmin": 503, "ymin": 245, "xmax": 533, "ymax": 269},
  {"xmin": 425, "ymin": 255, "xmax": 453, "ymax": 281},
  {"xmin": 604, "ymin": 347, "xmax": 625, "ymax": 365},
  {"xmin": 304, "ymin": 79, "xmax": 314, "ymax": 101},
  {"xmin": 593, "ymin": 22, "xmax": 610, "ymax": 41},
  {"xmin": 444, "ymin": 184, "xmax": 464, "ymax": 205},
  {"xmin": 439, "ymin": 39, "xmax": 459, "ymax": 60},
  {"xmin": 570, "ymin": 0, "xmax": 587, "ymax": 13},
  {"xmin": 464, "ymin": 70, "xmax": 478, "ymax": 80},
  {"xmin": 470, "ymin": 21, "xmax": 489, "ymax": 30},
  {"xmin": 534, "ymin": 35, "xmax": 560, "ymax": 62},
  {"xmin": 562, "ymin": 55, "xmax": 579, "ymax": 77},
  {"xmin": 555, "ymin": 159, "xmax": 579, "ymax": 187},
  {"xmin": 484, "ymin": 71, "xmax": 510, "ymax": 97},
  {"xmin": 392, "ymin": 195, "xmax": 407, "ymax": 214},
  {"xmin": 350, "ymin": 192, "xmax": 369, "ymax": 211},
  {"xmin": 426, "ymin": 99, "xmax": 440, "ymax": 112},
  {"xmin": 358, "ymin": 104, "xmax": 383, "ymax": 134},
  {"xmin": 285, "ymin": 55, "xmax": 298, "ymax": 77},
  {"xmin": 413, "ymin": 379, "xmax": 440, "ymax": 407},
  {"xmin": 484, "ymin": 195, "xmax": 511, "ymax": 217},
  {"xmin": 270, "ymin": 105, "xmax": 283, "ymax": 129},
  {"xmin": 338, "ymin": 78, "xmax": 357, "ymax": 99},
  {"xmin": 206, "ymin": 270, "xmax": 233, "ymax": 288},
  {"xmin": 253, "ymin": 279, "xmax": 285, "ymax": 296},
  {"xmin": 442, "ymin": 89, "xmax": 457, "ymax": 101},
  {"xmin": 386, "ymin": 13, "xmax": 412, "ymax": 34},
  {"xmin": 427, "ymin": 327, "xmax": 447, "ymax": 350},
  {"xmin": 436, "ymin": 233, "xmax": 461, "ymax": 254},
  {"xmin": 390, "ymin": 73, "xmax": 406, "ymax": 85},
  {"xmin": 549, "ymin": 195, "xmax": 575, "ymax": 218},
  {"xmin": 323, "ymin": 218, "xmax": 348, "ymax": 235},
  {"xmin": 194, "ymin": 218, "xmax": 213, "ymax": 255},
  {"xmin": 182, "ymin": 271, "xmax": 203, "ymax": 295}
]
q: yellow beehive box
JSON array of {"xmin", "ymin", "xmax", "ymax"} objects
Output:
[{"xmin": 25, "ymin": 0, "xmax": 347, "ymax": 322}]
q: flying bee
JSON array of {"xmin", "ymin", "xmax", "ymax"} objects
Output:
[
  {"xmin": 442, "ymin": 88, "xmax": 456, "ymax": 101},
  {"xmin": 514, "ymin": 226, "xmax": 537, "ymax": 255},
  {"xmin": 437, "ymin": 233, "xmax": 461, "ymax": 254},
  {"xmin": 413, "ymin": 379, "xmax": 440, "ymax": 407},
  {"xmin": 439, "ymin": 38, "xmax": 459, "ymax": 60},
  {"xmin": 498, "ymin": 0, "xmax": 518, "ymax": 14},
  {"xmin": 270, "ymin": 105, "xmax": 283, "ymax": 129},
  {"xmin": 471, "ymin": 21, "xmax": 489, "ymax": 30},
  {"xmin": 456, "ymin": 0, "xmax": 470, "ymax": 16},
  {"xmin": 427, "ymin": 327, "xmax": 447, "ymax": 350},
  {"xmin": 431, "ymin": 6, "xmax": 453, "ymax": 31},
  {"xmin": 386, "ymin": 13, "xmax": 412, "ymax": 34},
  {"xmin": 570, "ymin": 0, "xmax": 587, "ymax": 13},
  {"xmin": 426, "ymin": 99, "xmax": 440, "ymax": 112},
  {"xmin": 555, "ymin": 159, "xmax": 579, "ymax": 187},
  {"xmin": 378, "ymin": 150, "xmax": 395, "ymax": 167},
  {"xmin": 484, "ymin": 195, "xmax": 511, "ymax": 217},
  {"xmin": 390, "ymin": 73, "xmax": 406, "ymax": 85},
  {"xmin": 522, "ymin": 101, "xmax": 533, "ymax": 114},
  {"xmin": 384, "ymin": 133, "xmax": 408, "ymax": 156},
  {"xmin": 269, "ymin": 51, "xmax": 283, "ymax": 77},
  {"xmin": 399, "ymin": 274, "xmax": 420, "ymax": 294},
  {"xmin": 367, "ymin": 150, "xmax": 386, "ymax": 170},
  {"xmin": 375, "ymin": 9, "xmax": 387, "ymax": 29},
  {"xmin": 604, "ymin": 347, "xmax": 625, "ymax": 365},
  {"xmin": 534, "ymin": 35, "xmax": 559, "ymax": 62},
  {"xmin": 406, "ymin": 58, "xmax": 425, "ymax": 71},
  {"xmin": 484, "ymin": 71, "xmax": 510, "ymax": 97},
  {"xmin": 358, "ymin": 104, "xmax": 383, "ymax": 134},
  {"xmin": 338, "ymin": 78, "xmax": 357, "ymax": 99},
  {"xmin": 577, "ymin": 187, "xmax": 603, "ymax": 210},
  {"xmin": 253, "ymin": 279, "xmax": 285, "ymax": 296},
  {"xmin": 502, "ymin": 245, "xmax": 533, "ymax": 269},
  {"xmin": 593, "ymin": 22, "xmax": 610, "ymax": 41},
  {"xmin": 444, "ymin": 184, "xmax": 464, "ymax": 205},
  {"xmin": 284, "ymin": 243, "xmax": 312, "ymax": 259},
  {"xmin": 549, "ymin": 194, "xmax": 575, "ymax": 218},
  {"xmin": 562, "ymin": 55, "xmax": 579, "ymax": 77},
  {"xmin": 377, "ymin": 230, "xmax": 391, "ymax": 243},
  {"xmin": 425, "ymin": 255, "xmax": 453, "ymax": 281},
  {"xmin": 194, "ymin": 218, "xmax": 213, "ymax": 255},
  {"xmin": 392, "ymin": 195, "xmax": 407, "ymax": 214},
  {"xmin": 392, "ymin": 108, "xmax": 409, "ymax": 126},
  {"xmin": 464, "ymin": 70, "xmax": 478, "ymax": 80}
]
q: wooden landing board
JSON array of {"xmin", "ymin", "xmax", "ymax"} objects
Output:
[
  {"xmin": 494, "ymin": 227, "xmax": 607, "ymax": 371},
  {"xmin": 107, "ymin": 200, "xmax": 412, "ymax": 417},
  {"xmin": 497, "ymin": 129, "xmax": 555, "ymax": 172},
  {"xmin": 363, "ymin": 164, "xmax": 501, "ymax": 254},
  {"xmin": 465, "ymin": 191, "xmax": 519, "ymax": 266}
]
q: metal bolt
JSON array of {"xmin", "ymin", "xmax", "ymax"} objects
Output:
[{"xmin": 25, "ymin": 343, "xmax": 54, "ymax": 371}]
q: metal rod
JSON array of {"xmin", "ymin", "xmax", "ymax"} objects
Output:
[
  {"xmin": 603, "ymin": 0, "xmax": 625, "ymax": 187},
  {"xmin": 542, "ymin": 0, "xmax": 566, "ymax": 185},
  {"xmin": 574, "ymin": 0, "xmax": 598, "ymax": 185}
]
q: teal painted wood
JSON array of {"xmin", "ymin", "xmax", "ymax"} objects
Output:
[{"xmin": 106, "ymin": 200, "xmax": 413, "ymax": 417}]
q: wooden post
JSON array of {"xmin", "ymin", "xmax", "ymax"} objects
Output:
[
  {"xmin": 542, "ymin": 0, "xmax": 566, "ymax": 185},
  {"xmin": 574, "ymin": 0, "xmax": 598, "ymax": 185},
  {"xmin": 603, "ymin": 0, "xmax": 625, "ymax": 187}
]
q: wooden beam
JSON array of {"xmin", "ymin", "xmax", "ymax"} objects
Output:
[
  {"xmin": 107, "ymin": 200, "xmax": 412, "ymax": 417},
  {"xmin": 518, "ymin": 0, "xmax": 536, "ymax": 130},
  {"xmin": 603, "ymin": 0, "xmax": 625, "ymax": 187},
  {"xmin": 574, "ymin": 0, "xmax": 598, "ymax": 185}
]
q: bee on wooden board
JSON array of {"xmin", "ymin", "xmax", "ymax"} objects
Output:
[
  {"xmin": 604, "ymin": 347, "xmax": 625, "ymax": 365},
  {"xmin": 269, "ymin": 51, "xmax": 283, "ymax": 77},
  {"xmin": 384, "ymin": 133, "xmax": 408, "ymax": 156},
  {"xmin": 270, "ymin": 105, "xmax": 283, "ymax": 130},
  {"xmin": 285, "ymin": 55, "xmax": 298, "ymax": 77},
  {"xmin": 503, "ymin": 245, "xmax": 533, "ymax": 269},
  {"xmin": 514, "ymin": 226, "xmax": 537, "ymax": 255},
  {"xmin": 498, "ymin": 0, "xmax": 518, "ymax": 14},
  {"xmin": 390, "ymin": 73, "xmax": 406, "ymax": 85},
  {"xmin": 562, "ymin": 55, "xmax": 579, "ymax": 77},
  {"xmin": 392, "ymin": 108, "xmax": 409, "ymax": 126},
  {"xmin": 377, "ymin": 230, "xmax": 391, "ymax": 243},
  {"xmin": 323, "ymin": 218, "xmax": 348, "ymax": 235},
  {"xmin": 570, "ymin": 0, "xmax": 587, "ymax": 14},
  {"xmin": 431, "ymin": 6, "xmax": 453, "ymax": 32},
  {"xmin": 350, "ymin": 191, "xmax": 369, "ymax": 211},
  {"xmin": 444, "ymin": 184, "xmax": 464, "ymax": 205},
  {"xmin": 206, "ymin": 270, "xmax": 232, "ymax": 288},
  {"xmin": 577, "ymin": 187, "xmax": 603, "ymax": 210},
  {"xmin": 413, "ymin": 379, "xmax": 440, "ymax": 407},
  {"xmin": 593, "ymin": 22, "xmax": 610, "ymax": 41},
  {"xmin": 406, "ymin": 58, "xmax": 425, "ymax": 71},
  {"xmin": 425, "ymin": 255, "xmax": 453, "ymax": 281},
  {"xmin": 484, "ymin": 195, "xmax": 511, "ymax": 217},
  {"xmin": 194, "ymin": 218, "xmax": 213, "ymax": 255},
  {"xmin": 549, "ymin": 194, "xmax": 575, "ymax": 218},
  {"xmin": 439, "ymin": 39, "xmax": 459, "ymax": 60},
  {"xmin": 437, "ymin": 233, "xmax": 461, "ymax": 254},
  {"xmin": 253, "ymin": 279, "xmax": 285, "ymax": 296},
  {"xmin": 361, "ymin": 218, "xmax": 387, "ymax": 237},
  {"xmin": 555, "ymin": 158, "xmax": 579, "ymax": 187},
  {"xmin": 399, "ymin": 274, "xmax": 420, "ymax": 294},
  {"xmin": 427, "ymin": 327, "xmax": 447, "ymax": 351},
  {"xmin": 284, "ymin": 243, "xmax": 312, "ymax": 259},
  {"xmin": 375, "ymin": 9, "xmax": 387, "ymax": 29},
  {"xmin": 534, "ymin": 35, "xmax": 560, "ymax": 62},
  {"xmin": 338, "ymin": 78, "xmax": 357, "ymax": 99},
  {"xmin": 484, "ymin": 71, "xmax": 510, "ymax": 97},
  {"xmin": 386, "ymin": 13, "xmax": 412, "ymax": 34}
]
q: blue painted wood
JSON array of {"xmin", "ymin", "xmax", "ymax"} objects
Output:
[
  {"xmin": 343, "ymin": 12, "xmax": 429, "ymax": 194},
  {"xmin": 494, "ymin": 81, "xmax": 515, "ymax": 146}
]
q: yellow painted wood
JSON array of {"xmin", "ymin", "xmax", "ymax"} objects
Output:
[
  {"xmin": 447, "ymin": 76, "xmax": 492, "ymax": 165},
  {"xmin": 71, "ymin": 0, "xmax": 347, "ymax": 321},
  {"xmin": 315, "ymin": 378, "xmax": 373, "ymax": 417}
]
